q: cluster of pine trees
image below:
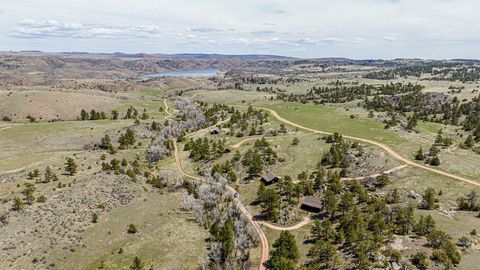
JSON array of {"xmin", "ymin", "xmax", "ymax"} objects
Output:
[
  {"xmin": 242, "ymin": 138, "xmax": 278, "ymax": 178},
  {"xmin": 101, "ymin": 157, "xmax": 142, "ymax": 180},
  {"xmin": 277, "ymin": 83, "xmax": 423, "ymax": 104},
  {"xmin": 320, "ymin": 133, "xmax": 364, "ymax": 177},
  {"xmin": 224, "ymin": 106, "xmax": 269, "ymax": 137},
  {"xmin": 184, "ymin": 137, "xmax": 227, "ymax": 161},
  {"xmin": 78, "ymin": 106, "xmax": 148, "ymax": 121},
  {"xmin": 266, "ymin": 177, "xmax": 461, "ymax": 269}
]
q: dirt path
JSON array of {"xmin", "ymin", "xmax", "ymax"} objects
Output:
[
  {"xmin": 232, "ymin": 133, "xmax": 409, "ymax": 181},
  {"xmin": 0, "ymin": 125, "xmax": 13, "ymax": 131},
  {"xmin": 342, "ymin": 164, "xmax": 409, "ymax": 181},
  {"xmin": 260, "ymin": 107, "xmax": 480, "ymax": 188},
  {"xmin": 166, "ymin": 98, "xmax": 270, "ymax": 268},
  {"xmin": 172, "ymin": 141, "xmax": 269, "ymax": 270},
  {"xmin": 257, "ymin": 216, "xmax": 313, "ymax": 231},
  {"xmin": 230, "ymin": 133, "xmax": 305, "ymax": 148},
  {"xmin": 163, "ymin": 99, "xmax": 173, "ymax": 119}
]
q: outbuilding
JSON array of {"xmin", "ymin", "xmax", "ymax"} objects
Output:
[
  {"xmin": 260, "ymin": 170, "xmax": 279, "ymax": 185},
  {"xmin": 210, "ymin": 127, "xmax": 221, "ymax": 135},
  {"xmin": 301, "ymin": 196, "xmax": 322, "ymax": 212}
]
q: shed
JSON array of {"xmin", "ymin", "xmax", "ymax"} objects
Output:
[
  {"xmin": 210, "ymin": 127, "xmax": 221, "ymax": 135},
  {"xmin": 301, "ymin": 196, "xmax": 322, "ymax": 212},
  {"xmin": 260, "ymin": 170, "xmax": 279, "ymax": 185}
]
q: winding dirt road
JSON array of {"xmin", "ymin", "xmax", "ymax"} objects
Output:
[
  {"xmin": 173, "ymin": 141, "xmax": 269, "ymax": 270},
  {"xmin": 232, "ymin": 134, "xmax": 409, "ymax": 181},
  {"xmin": 165, "ymin": 99, "xmax": 269, "ymax": 270},
  {"xmin": 257, "ymin": 216, "xmax": 313, "ymax": 231},
  {"xmin": 260, "ymin": 107, "xmax": 480, "ymax": 188},
  {"xmin": 165, "ymin": 99, "xmax": 480, "ymax": 270},
  {"xmin": 163, "ymin": 99, "xmax": 173, "ymax": 118}
]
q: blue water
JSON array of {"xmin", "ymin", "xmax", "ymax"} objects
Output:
[{"xmin": 142, "ymin": 68, "xmax": 220, "ymax": 79}]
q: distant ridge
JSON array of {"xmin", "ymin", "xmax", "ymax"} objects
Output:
[{"xmin": 1, "ymin": 51, "xmax": 479, "ymax": 63}]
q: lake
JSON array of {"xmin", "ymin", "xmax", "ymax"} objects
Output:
[{"xmin": 142, "ymin": 68, "xmax": 220, "ymax": 79}]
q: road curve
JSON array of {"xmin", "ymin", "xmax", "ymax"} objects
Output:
[
  {"xmin": 230, "ymin": 133, "xmax": 306, "ymax": 149},
  {"xmin": 260, "ymin": 107, "xmax": 480, "ymax": 188},
  {"xmin": 257, "ymin": 216, "xmax": 313, "ymax": 231},
  {"xmin": 163, "ymin": 99, "xmax": 173, "ymax": 119}
]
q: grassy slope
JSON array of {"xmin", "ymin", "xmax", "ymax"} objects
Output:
[
  {"xmin": 263, "ymin": 102, "xmax": 480, "ymax": 180},
  {"xmin": 52, "ymin": 192, "xmax": 209, "ymax": 270},
  {"xmin": 0, "ymin": 120, "xmax": 135, "ymax": 173}
]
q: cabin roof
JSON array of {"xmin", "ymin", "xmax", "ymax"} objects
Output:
[
  {"xmin": 261, "ymin": 170, "xmax": 278, "ymax": 183},
  {"xmin": 210, "ymin": 127, "xmax": 220, "ymax": 134},
  {"xmin": 302, "ymin": 196, "xmax": 322, "ymax": 209}
]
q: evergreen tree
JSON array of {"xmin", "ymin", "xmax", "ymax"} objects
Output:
[
  {"xmin": 415, "ymin": 147, "xmax": 424, "ymax": 160},
  {"xmin": 130, "ymin": 256, "xmax": 145, "ymax": 270},
  {"xmin": 80, "ymin": 109, "xmax": 89, "ymax": 120},
  {"xmin": 64, "ymin": 157, "xmax": 77, "ymax": 176},
  {"xmin": 12, "ymin": 196, "xmax": 24, "ymax": 211},
  {"xmin": 464, "ymin": 134, "xmax": 475, "ymax": 148},
  {"xmin": 220, "ymin": 218, "xmax": 235, "ymax": 263},
  {"xmin": 429, "ymin": 156, "xmax": 440, "ymax": 166},
  {"xmin": 111, "ymin": 110, "xmax": 119, "ymax": 120},
  {"xmin": 270, "ymin": 231, "xmax": 300, "ymax": 264},
  {"xmin": 22, "ymin": 183, "xmax": 36, "ymax": 205},
  {"xmin": 259, "ymin": 188, "xmax": 281, "ymax": 222},
  {"xmin": 421, "ymin": 187, "xmax": 438, "ymax": 210},
  {"xmin": 307, "ymin": 240, "xmax": 339, "ymax": 270}
]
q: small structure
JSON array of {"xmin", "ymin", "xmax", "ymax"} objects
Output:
[
  {"xmin": 260, "ymin": 170, "xmax": 279, "ymax": 185},
  {"xmin": 210, "ymin": 127, "xmax": 220, "ymax": 135},
  {"xmin": 301, "ymin": 196, "xmax": 322, "ymax": 212}
]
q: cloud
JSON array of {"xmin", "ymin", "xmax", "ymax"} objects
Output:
[
  {"xmin": 321, "ymin": 37, "xmax": 343, "ymax": 44},
  {"xmin": 227, "ymin": 38, "xmax": 249, "ymax": 45},
  {"xmin": 188, "ymin": 27, "xmax": 224, "ymax": 33},
  {"xmin": 295, "ymin": 37, "xmax": 318, "ymax": 45},
  {"xmin": 8, "ymin": 19, "xmax": 162, "ymax": 39},
  {"xmin": 250, "ymin": 30, "xmax": 276, "ymax": 35},
  {"xmin": 382, "ymin": 35, "xmax": 397, "ymax": 42}
]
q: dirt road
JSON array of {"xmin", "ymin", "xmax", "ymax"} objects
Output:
[
  {"xmin": 166, "ymin": 98, "xmax": 305, "ymax": 269},
  {"xmin": 163, "ymin": 99, "xmax": 173, "ymax": 119},
  {"xmin": 260, "ymin": 107, "xmax": 480, "ymax": 188},
  {"xmin": 172, "ymin": 141, "xmax": 269, "ymax": 270},
  {"xmin": 257, "ymin": 216, "xmax": 313, "ymax": 231}
]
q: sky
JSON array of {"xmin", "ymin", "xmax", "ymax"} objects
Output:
[{"xmin": 0, "ymin": 0, "xmax": 479, "ymax": 59}]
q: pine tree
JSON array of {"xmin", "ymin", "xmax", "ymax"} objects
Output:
[
  {"xmin": 64, "ymin": 157, "xmax": 77, "ymax": 176},
  {"xmin": 130, "ymin": 256, "xmax": 145, "ymax": 270},
  {"xmin": 292, "ymin": 137, "xmax": 299, "ymax": 145},
  {"xmin": 80, "ymin": 109, "xmax": 89, "ymax": 120},
  {"xmin": 270, "ymin": 231, "xmax": 300, "ymax": 264},
  {"xmin": 308, "ymin": 239, "xmax": 339, "ymax": 269},
  {"xmin": 259, "ymin": 188, "xmax": 281, "ymax": 222},
  {"xmin": 43, "ymin": 166, "xmax": 56, "ymax": 183},
  {"xmin": 92, "ymin": 213, "xmax": 99, "ymax": 223},
  {"xmin": 415, "ymin": 147, "xmax": 424, "ymax": 160},
  {"xmin": 22, "ymin": 183, "xmax": 36, "ymax": 205},
  {"xmin": 111, "ymin": 110, "xmax": 119, "ymax": 120},
  {"xmin": 429, "ymin": 156, "xmax": 440, "ymax": 166},
  {"xmin": 220, "ymin": 218, "xmax": 234, "ymax": 263},
  {"xmin": 12, "ymin": 196, "xmax": 24, "ymax": 211},
  {"xmin": 465, "ymin": 134, "xmax": 475, "ymax": 148}
]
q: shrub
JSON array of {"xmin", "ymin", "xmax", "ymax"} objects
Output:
[{"xmin": 127, "ymin": 224, "xmax": 138, "ymax": 234}]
